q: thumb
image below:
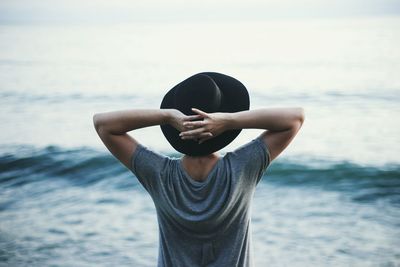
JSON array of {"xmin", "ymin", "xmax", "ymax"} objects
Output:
[{"xmin": 191, "ymin": 108, "xmax": 209, "ymax": 118}]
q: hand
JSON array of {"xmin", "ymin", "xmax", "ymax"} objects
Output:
[
  {"xmin": 179, "ymin": 108, "xmax": 230, "ymax": 144},
  {"xmin": 167, "ymin": 109, "xmax": 204, "ymax": 133}
]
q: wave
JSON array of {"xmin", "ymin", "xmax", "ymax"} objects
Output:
[
  {"xmin": 0, "ymin": 145, "xmax": 126, "ymax": 188},
  {"xmin": 1, "ymin": 145, "xmax": 399, "ymax": 203},
  {"xmin": 2, "ymin": 88, "xmax": 399, "ymax": 106},
  {"xmin": 264, "ymin": 160, "xmax": 400, "ymax": 204},
  {"xmin": 0, "ymin": 90, "xmax": 141, "ymax": 104}
]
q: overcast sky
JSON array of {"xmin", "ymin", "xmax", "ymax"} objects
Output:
[{"xmin": 1, "ymin": 0, "xmax": 399, "ymax": 23}]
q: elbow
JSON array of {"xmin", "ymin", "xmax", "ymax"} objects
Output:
[
  {"xmin": 93, "ymin": 113, "xmax": 103, "ymax": 132},
  {"xmin": 292, "ymin": 107, "xmax": 305, "ymax": 130},
  {"xmin": 297, "ymin": 107, "xmax": 305, "ymax": 125}
]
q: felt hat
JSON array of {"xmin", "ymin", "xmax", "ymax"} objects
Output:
[{"xmin": 160, "ymin": 72, "xmax": 250, "ymax": 156}]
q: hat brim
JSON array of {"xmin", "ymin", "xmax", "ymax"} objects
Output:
[{"xmin": 160, "ymin": 72, "xmax": 250, "ymax": 156}]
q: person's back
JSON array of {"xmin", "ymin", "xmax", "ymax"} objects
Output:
[
  {"xmin": 93, "ymin": 72, "xmax": 305, "ymax": 266},
  {"xmin": 131, "ymin": 137, "xmax": 270, "ymax": 266}
]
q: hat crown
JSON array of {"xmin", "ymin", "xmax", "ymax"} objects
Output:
[{"xmin": 174, "ymin": 74, "xmax": 222, "ymax": 115}]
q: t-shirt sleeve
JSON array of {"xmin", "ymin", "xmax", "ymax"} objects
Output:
[
  {"xmin": 225, "ymin": 137, "xmax": 271, "ymax": 186},
  {"xmin": 129, "ymin": 144, "xmax": 170, "ymax": 197}
]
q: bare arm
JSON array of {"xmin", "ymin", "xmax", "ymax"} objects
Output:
[
  {"xmin": 93, "ymin": 109, "xmax": 201, "ymax": 169},
  {"xmin": 180, "ymin": 107, "xmax": 305, "ymax": 161}
]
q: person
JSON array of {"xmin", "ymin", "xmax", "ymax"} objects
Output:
[{"xmin": 93, "ymin": 72, "xmax": 305, "ymax": 267}]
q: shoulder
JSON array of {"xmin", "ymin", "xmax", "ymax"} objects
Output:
[
  {"xmin": 224, "ymin": 137, "xmax": 271, "ymax": 163},
  {"xmin": 222, "ymin": 137, "xmax": 271, "ymax": 184},
  {"xmin": 130, "ymin": 144, "xmax": 172, "ymax": 175}
]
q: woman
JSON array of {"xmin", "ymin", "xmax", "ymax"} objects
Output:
[{"xmin": 93, "ymin": 72, "xmax": 305, "ymax": 266}]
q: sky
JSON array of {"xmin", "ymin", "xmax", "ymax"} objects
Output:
[{"xmin": 0, "ymin": 0, "xmax": 400, "ymax": 24}]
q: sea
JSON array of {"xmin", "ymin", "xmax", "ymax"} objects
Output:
[{"xmin": 0, "ymin": 16, "xmax": 399, "ymax": 266}]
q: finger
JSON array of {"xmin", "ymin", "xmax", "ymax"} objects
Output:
[
  {"xmin": 199, "ymin": 132, "xmax": 213, "ymax": 138},
  {"xmin": 183, "ymin": 114, "xmax": 202, "ymax": 121},
  {"xmin": 183, "ymin": 120, "xmax": 205, "ymax": 128},
  {"xmin": 181, "ymin": 132, "xmax": 213, "ymax": 141},
  {"xmin": 183, "ymin": 124, "xmax": 195, "ymax": 130},
  {"xmin": 187, "ymin": 132, "xmax": 212, "ymax": 139},
  {"xmin": 180, "ymin": 127, "xmax": 206, "ymax": 137},
  {"xmin": 191, "ymin": 108, "xmax": 209, "ymax": 118},
  {"xmin": 199, "ymin": 135, "xmax": 213, "ymax": 144}
]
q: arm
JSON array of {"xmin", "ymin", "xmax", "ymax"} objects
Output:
[
  {"xmin": 93, "ymin": 109, "xmax": 201, "ymax": 169},
  {"xmin": 180, "ymin": 107, "xmax": 305, "ymax": 162}
]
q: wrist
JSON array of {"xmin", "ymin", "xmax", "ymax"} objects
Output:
[
  {"xmin": 222, "ymin": 112, "xmax": 235, "ymax": 130},
  {"xmin": 163, "ymin": 109, "xmax": 178, "ymax": 125},
  {"xmin": 161, "ymin": 109, "xmax": 172, "ymax": 125}
]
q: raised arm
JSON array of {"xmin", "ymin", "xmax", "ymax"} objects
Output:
[
  {"xmin": 180, "ymin": 107, "xmax": 305, "ymax": 162},
  {"xmin": 93, "ymin": 109, "xmax": 201, "ymax": 169}
]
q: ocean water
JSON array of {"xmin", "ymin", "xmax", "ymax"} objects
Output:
[{"xmin": 1, "ymin": 17, "xmax": 400, "ymax": 266}]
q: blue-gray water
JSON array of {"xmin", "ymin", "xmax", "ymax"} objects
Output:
[{"xmin": 1, "ymin": 16, "xmax": 400, "ymax": 266}]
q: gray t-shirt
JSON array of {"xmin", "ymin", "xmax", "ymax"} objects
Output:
[{"xmin": 130, "ymin": 137, "xmax": 271, "ymax": 267}]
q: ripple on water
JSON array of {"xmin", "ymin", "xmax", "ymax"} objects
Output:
[
  {"xmin": 63, "ymin": 219, "xmax": 83, "ymax": 225},
  {"xmin": 83, "ymin": 232, "xmax": 98, "ymax": 237},
  {"xmin": 47, "ymin": 228, "xmax": 67, "ymax": 236}
]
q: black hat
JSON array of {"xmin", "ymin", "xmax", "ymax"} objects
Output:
[{"xmin": 160, "ymin": 72, "xmax": 250, "ymax": 156}]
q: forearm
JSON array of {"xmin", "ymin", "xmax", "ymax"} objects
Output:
[
  {"xmin": 226, "ymin": 107, "xmax": 305, "ymax": 132},
  {"xmin": 93, "ymin": 109, "xmax": 172, "ymax": 135}
]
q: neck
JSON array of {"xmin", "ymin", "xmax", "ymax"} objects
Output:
[
  {"xmin": 182, "ymin": 153, "xmax": 219, "ymax": 163},
  {"xmin": 181, "ymin": 153, "xmax": 220, "ymax": 181}
]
